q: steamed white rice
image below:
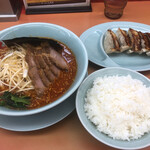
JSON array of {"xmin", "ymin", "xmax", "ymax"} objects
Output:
[{"xmin": 84, "ymin": 75, "xmax": 150, "ymax": 141}]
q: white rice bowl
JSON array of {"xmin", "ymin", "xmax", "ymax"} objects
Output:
[
  {"xmin": 76, "ymin": 67, "xmax": 150, "ymax": 149},
  {"xmin": 84, "ymin": 75, "xmax": 150, "ymax": 141}
]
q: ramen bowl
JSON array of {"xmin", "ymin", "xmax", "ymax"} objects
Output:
[{"xmin": 0, "ymin": 22, "xmax": 88, "ymax": 116}]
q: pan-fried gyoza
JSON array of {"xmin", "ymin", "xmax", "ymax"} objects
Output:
[
  {"xmin": 104, "ymin": 28, "xmax": 150, "ymax": 55},
  {"xmin": 0, "ymin": 37, "xmax": 77, "ymax": 109}
]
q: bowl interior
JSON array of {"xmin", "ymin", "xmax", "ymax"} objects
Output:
[
  {"xmin": 0, "ymin": 23, "xmax": 88, "ymax": 116},
  {"xmin": 76, "ymin": 67, "xmax": 150, "ymax": 149}
]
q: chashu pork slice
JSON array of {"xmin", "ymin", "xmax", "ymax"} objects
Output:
[
  {"xmin": 41, "ymin": 42, "xmax": 69, "ymax": 70},
  {"xmin": 25, "ymin": 50, "xmax": 46, "ymax": 96},
  {"xmin": 116, "ymin": 28, "xmax": 132, "ymax": 52},
  {"xmin": 34, "ymin": 55, "xmax": 56, "ymax": 86},
  {"xmin": 42, "ymin": 55, "xmax": 60, "ymax": 77},
  {"xmin": 24, "ymin": 44, "xmax": 56, "ymax": 96},
  {"xmin": 104, "ymin": 29, "xmax": 120, "ymax": 54},
  {"xmin": 33, "ymin": 45, "xmax": 60, "ymax": 77}
]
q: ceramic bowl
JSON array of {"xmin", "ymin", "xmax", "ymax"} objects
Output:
[
  {"xmin": 76, "ymin": 67, "xmax": 150, "ymax": 149},
  {"xmin": 0, "ymin": 22, "xmax": 88, "ymax": 116}
]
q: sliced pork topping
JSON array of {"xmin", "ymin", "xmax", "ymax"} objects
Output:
[
  {"xmin": 42, "ymin": 55, "xmax": 60, "ymax": 77},
  {"xmin": 26, "ymin": 42, "xmax": 69, "ymax": 95},
  {"xmin": 44, "ymin": 67, "xmax": 56, "ymax": 82},
  {"xmin": 35, "ymin": 55, "xmax": 47, "ymax": 69},
  {"xmin": 49, "ymin": 64, "xmax": 60, "ymax": 77},
  {"xmin": 38, "ymin": 69, "xmax": 51, "ymax": 87},
  {"xmin": 48, "ymin": 48, "xmax": 69, "ymax": 70},
  {"xmin": 41, "ymin": 42, "xmax": 69, "ymax": 70},
  {"xmin": 34, "ymin": 55, "xmax": 56, "ymax": 83},
  {"xmin": 25, "ymin": 51, "xmax": 46, "ymax": 96}
]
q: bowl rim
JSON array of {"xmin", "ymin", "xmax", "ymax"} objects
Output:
[
  {"xmin": 0, "ymin": 22, "xmax": 88, "ymax": 116},
  {"xmin": 76, "ymin": 67, "xmax": 150, "ymax": 150}
]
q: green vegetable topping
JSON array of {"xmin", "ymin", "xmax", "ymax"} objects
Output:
[{"xmin": 0, "ymin": 91, "xmax": 30, "ymax": 109}]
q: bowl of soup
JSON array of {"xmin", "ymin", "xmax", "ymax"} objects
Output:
[{"xmin": 0, "ymin": 22, "xmax": 88, "ymax": 116}]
